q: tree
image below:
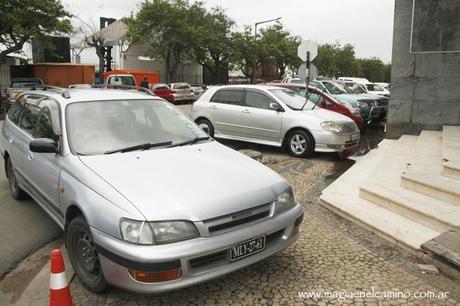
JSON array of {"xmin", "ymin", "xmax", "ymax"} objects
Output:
[
  {"xmin": 0, "ymin": 0, "xmax": 71, "ymax": 62},
  {"xmin": 126, "ymin": 0, "xmax": 203, "ymax": 83},
  {"xmin": 190, "ymin": 7, "xmax": 234, "ymax": 84},
  {"xmin": 356, "ymin": 57, "xmax": 387, "ymax": 82},
  {"xmin": 314, "ymin": 44, "xmax": 338, "ymax": 77},
  {"xmin": 231, "ymin": 27, "xmax": 266, "ymax": 83},
  {"xmin": 259, "ymin": 24, "xmax": 302, "ymax": 79}
]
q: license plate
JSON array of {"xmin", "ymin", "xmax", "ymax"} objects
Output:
[
  {"xmin": 351, "ymin": 133, "xmax": 359, "ymax": 141},
  {"xmin": 230, "ymin": 236, "xmax": 265, "ymax": 262}
]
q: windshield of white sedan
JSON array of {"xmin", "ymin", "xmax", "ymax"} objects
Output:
[
  {"xmin": 269, "ymin": 89, "xmax": 315, "ymax": 110},
  {"xmin": 66, "ymin": 99, "xmax": 208, "ymax": 155}
]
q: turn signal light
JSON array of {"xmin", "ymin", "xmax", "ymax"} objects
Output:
[{"xmin": 128, "ymin": 269, "xmax": 181, "ymax": 283}]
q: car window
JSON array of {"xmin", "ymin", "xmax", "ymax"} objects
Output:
[
  {"xmin": 269, "ymin": 89, "xmax": 315, "ymax": 110},
  {"xmin": 245, "ymin": 91, "xmax": 275, "ymax": 110},
  {"xmin": 210, "ymin": 90, "xmax": 244, "ymax": 105},
  {"xmin": 307, "ymin": 92, "xmax": 322, "ymax": 104},
  {"xmin": 34, "ymin": 107, "xmax": 56, "ymax": 139},
  {"xmin": 10, "ymin": 80, "xmax": 42, "ymax": 88},
  {"xmin": 173, "ymin": 83, "xmax": 191, "ymax": 90},
  {"xmin": 19, "ymin": 103, "xmax": 41, "ymax": 135},
  {"xmin": 8, "ymin": 100, "xmax": 25, "ymax": 125},
  {"xmin": 108, "ymin": 76, "xmax": 135, "ymax": 86}
]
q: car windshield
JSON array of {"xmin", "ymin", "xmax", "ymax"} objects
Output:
[
  {"xmin": 366, "ymin": 84, "xmax": 384, "ymax": 91},
  {"xmin": 66, "ymin": 99, "xmax": 208, "ymax": 155},
  {"xmin": 269, "ymin": 89, "xmax": 315, "ymax": 110},
  {"xmin": 323, "ymin": 81, "xmax": 348, "ymax": 95},
  {"xmin": 11, "ymin": 80, "xmax": 42, "ymax": 88},
  {"xmin": 344, "ymin": 83, "xmax": 367, "ymax": 94},
  {"xmin": 109, "ymin": 76, "xmax": 135, "ymax": 86}
]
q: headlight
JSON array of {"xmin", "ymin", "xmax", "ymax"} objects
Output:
[
  {"xmin": 355, "ymin": 101, "xmax": 368, "ymax": 109},
  {"xmin": 150, "ymin": 221, "xmax": 198, "ymax": 244},
  {"xmin": 321, "ymin": 121, "xmax": 344, "ymax": 133},
  {"xmin": 120, "ymin": 219, "xmax": 199, "ymax": 245},
  {"xmin": 275, "ymin": 187, "xmax": 296, "ymax": 214},
  {"xmin": 120, "ymin": 219, "xmax": 154, "ymax": 245}
]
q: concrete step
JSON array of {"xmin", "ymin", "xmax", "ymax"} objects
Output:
[
  {"xmin": 360, "ymin": 184, "xmax": 460, "ymax": 233},
  {"xmin": 320, "ymin": 136, "xmax": 442, "ymax": 254},
  {"xmin": 402, "ymin": 130, "xmax": 460, "ymax": 206},
  {"xmin": 401, "ymin": 172, "xmax": 460, "ymax": 206},
  {"xmin": 320, "ymin": 192, "xmax": 441, "ymax": 254},
  {"xmin": 442, "ymin": 126, "xmax": 460, "ymax": 179}
]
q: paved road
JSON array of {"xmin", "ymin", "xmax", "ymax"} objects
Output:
[{"xmin": 0, "ymin": 128, "xmax": 62, "ymax": 279}]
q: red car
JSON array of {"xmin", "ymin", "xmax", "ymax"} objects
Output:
[
  {"xmin": 265, "ymin": 83, "xmax": 364, "ymax": 129},
  {"xmin": 150, "ymin": 83, "xmax": 174, "ymax": 102}
]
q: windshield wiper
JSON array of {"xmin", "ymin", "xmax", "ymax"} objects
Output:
[
  {"xmin": 168, "ymin": 136, "xmax": 211, "ymax": 148},
  {"xmin": 104, "ymin": 141, "xmax": 173, "ymax": 154}
]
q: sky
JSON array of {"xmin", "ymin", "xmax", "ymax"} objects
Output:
[{"xmin": 62, "ymin": 0, "xmax": 395, "ymax": 63}]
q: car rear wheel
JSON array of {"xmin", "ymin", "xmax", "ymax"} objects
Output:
[
  {"xmin": 66, "ymin": 216, "xmax": 108, "ymax": 293},
  {"xmin": 286, "ymin": 129, "xmax": 314, "ymax": 158},
  {"xmin": 196, "ymin": 118, "xmax": 214, "ymax": 137},
  {"xmin": 6, "ymin": 157, "xmax": 27, "ymax": 200}
]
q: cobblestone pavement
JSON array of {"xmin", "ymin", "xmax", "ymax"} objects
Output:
[{"xmin": 70, "ymin": 141, "xmax": 460, "ymax": 306}]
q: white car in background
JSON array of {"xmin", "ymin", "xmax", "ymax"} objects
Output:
[
  {"xmin": 364, "ymin": 83, "xmax": 390, "ymax": 97},
  {"xmin": 192, "ymin": 85, "xmax": 360, "ymax": 158}
]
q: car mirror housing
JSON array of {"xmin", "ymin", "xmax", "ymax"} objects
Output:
[
  {"xmin": 30, "ymin": 138, "xmax": 58, "ymax": 153},
  {"xmin": 269, "ymin": 102, "xmax": 283, "ymax": 112}
]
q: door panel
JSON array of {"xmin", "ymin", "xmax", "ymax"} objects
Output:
[
  {"xmin": 208, "ymin": 89, "xmax": 245, "ymax": 136},
  {"xmin": 239, "ymin": 90, "xmax": 282, "ymax": 142}
]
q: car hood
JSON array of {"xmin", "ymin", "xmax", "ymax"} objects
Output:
[
  {"xmin": 300, "ymin": 106, "xmax": 353, "ymax": 123},
  {"xmin": 78, "ymin": 141, "xmax": 288, "ymax": 222}
]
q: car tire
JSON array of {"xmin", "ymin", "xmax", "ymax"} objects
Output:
[
  {"xmin": 196, "ymin": 118, "xmax": 214, "ymax": 137},
  {"xmin": 6, "ymin": 157, "xmax": 27, "ymax": 200},
  {"xmin": 66, "ymin": 216, "xmax": 108, "ymax": 293},
  {"xmin": 286, "ymin": 129, "xmax": 314, "ymax": 158}
]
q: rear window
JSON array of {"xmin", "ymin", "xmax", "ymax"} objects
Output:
[
  {"xmin": 108, "ymin": 76, "xmax": 136, "ymax": 86},
  {"xmin": 210, "ymin": 89, "xmax": 244, "ymax": 105},
  {"xmin": 172, "ymin": 83, "xmax": 191, "ymax": 90},
  {"xmin": 152, "ymin": 84, "xmax": 170, "ymax": 90}
]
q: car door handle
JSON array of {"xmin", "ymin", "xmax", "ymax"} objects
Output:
[
  {"xmin": 242, "ymin": 109, "xmax": 250, "ymax": 114},
  {"xmin": 209, "ymin": 105, "xmax": 217, "ymax": 109},
  {"xmin": 27, "ymin": 153, "xmax": 34, "ymax": 160},
  {"xmin": 8, "ymin": 137, "xmax": 14, "ymax": 144}
]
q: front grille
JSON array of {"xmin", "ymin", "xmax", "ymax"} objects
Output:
[
  {"xmin": 208, "ymin": 211, "xmax": 270, "ymax": 234},
  {"xmin": 203, "ymin": 203, "xmax": 272, "ymax": 235}
]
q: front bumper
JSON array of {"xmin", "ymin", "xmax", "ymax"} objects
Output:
[
  {"xmin": 315, "ymin": 130, "xmax": 360, "ymax": 153},
  {"xmin": 91, "ymin": 205, "xmax": 303, "ymax": 293}
]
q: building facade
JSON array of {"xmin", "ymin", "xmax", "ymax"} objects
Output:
[{"xmin": 387, "ymin": 0, "xmax": 460, "ymax": 138}]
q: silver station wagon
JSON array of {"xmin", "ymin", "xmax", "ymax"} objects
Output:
[
  {"xmin": 1, "ymin": 86, "xmax": 303, "ymax": 293},
  {"xmin": 192, "ymin": 85, "xmax": 360, "ymax": 157}
]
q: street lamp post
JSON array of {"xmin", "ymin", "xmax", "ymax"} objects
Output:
[
  {"xmin": 252, "ymin": 17, "xmax": 281, "ymax": 83},
  {"xmin": 254, "ymin": 17, "xmax": 282, "ymax": 37}
]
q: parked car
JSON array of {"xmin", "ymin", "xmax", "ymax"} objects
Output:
[
  {"xmin": 1, "ymin": 86, "xmax": 303, "ymax": 293},
  {"xmin": 364, "ymin": 83, "xmax": 390, "ymax": 97},
  {"xmin": 310, "ymin": 80, "xmax": 387, "ymax": 123},
  {"xmin": 5, "ymin": 78, "xmax": 43, "ymax": 101},
  {"xmin": 281, "ymin": 75, "xmax": 303, "ymax": 84},
  {"xmin": 337, "ymin": 77, "xmax": 370, "ymax": 85},
  {"xmin": 190, "ymin": 84, "xmax": 207, "ymax": 97},
  {"xmin": 266, "ymin": 83, "xmax": 364, "ymax": 129},
  {"xmin": 105, "ymin": 74, "xmax": 136, "ymax": 87},
  {"xmin": 169, "ymin": 82, "xmax": 196, "ymax": 103},
  {"xmin": 150, "ymin": 83, "xmax": 174, "ymax": 102},
  {"xmin": 192, "ymin": 85, "xmax": 360, "ymax": 157}
]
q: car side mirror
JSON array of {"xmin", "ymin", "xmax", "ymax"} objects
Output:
[
  {"xmin": 269, "ymin": 102, "xmax": 283, "ymax": 112},
  {"xmin": 30, "ymin": 138, "xmax": 58, "ymax": 153}
]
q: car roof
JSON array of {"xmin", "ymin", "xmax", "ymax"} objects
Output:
[
  {"xmin": 21, "ymin": 88, "xmax": 160, "ymax": 106},
  {"xmin": 208, "ymin": 84, "xmax": 283, "ymax": 91}
]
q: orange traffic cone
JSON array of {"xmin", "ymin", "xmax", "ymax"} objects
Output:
[{"xmin": 50, "ymin": 249, "xmax": 73, "ymax": 306}]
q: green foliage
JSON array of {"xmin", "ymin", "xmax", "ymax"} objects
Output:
[
  {"xmin": 0, "ymin": 0, "xmax": 72, "ymax": 61},
  {"xmin": 126, "ymin": 0, "xmax": 204, "ymax": 82},
  {"xmin": 314, "ymin": 42, "xmax": 390, "ymax": 82},
  {"xmin": 259, "ymin": 24, "xmax": 302, "ymax": 79}
]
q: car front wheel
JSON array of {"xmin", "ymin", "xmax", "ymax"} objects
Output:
[
  {"xmin": 286, "ymin": 129, "xmax": 314, "ymax": 158},
  {"xmin": 196, "ymin": 118, "xmax": 214, "ymax": 137},
  {"xmin": 66, "ymin": 216, "xmax": 108, "ymax": 293},
  {"xmin": 6, "ymin": 157, "xmax": 27, "ymax": 200}
]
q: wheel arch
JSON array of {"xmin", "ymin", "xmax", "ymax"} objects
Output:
[{"xmin": 283, "ymin": 127, "xmax": 316, "ymax": 148}]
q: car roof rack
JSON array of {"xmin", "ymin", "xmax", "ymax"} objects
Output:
[
  {"xmin": 90, "ymin": 84, "xmax": 156, "ymax": 96},
  {"xmin": 32, "ymin": 85, "xmax": 71, "ymax": 99}
]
